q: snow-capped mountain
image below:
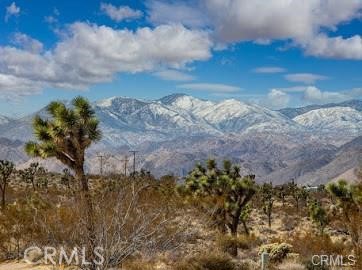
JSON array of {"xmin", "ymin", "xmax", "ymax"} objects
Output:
[
  {"xmin": 89, "ymin": 93, "xmax": 303, "ymax": 146},
  {"xmin": 294, "ymin": 107, "xmax": 362, "ymax": 134},
  {"xmin": 0, "ymin": 95, "xmax": 361, "ymax": 184},
  {"xmin": 279, "ymin": 99, "xmax": 362, "ymax": 118}
]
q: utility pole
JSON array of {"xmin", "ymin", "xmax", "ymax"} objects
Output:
[
  {"xmin": 121, "ymin": 155, "xmax": 129, "ymax": 176},
  {"xmin": 97, "ymin": 154, "xmax": 105, "ymax": 176},
  {"xmin": 129, "ymin": 150, "xmax": 138, "ymax": 177}
]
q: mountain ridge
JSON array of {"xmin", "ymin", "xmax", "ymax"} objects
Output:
[{"xmin": 0, "ymin": 94, "xmax": 361, "ymax": 184}]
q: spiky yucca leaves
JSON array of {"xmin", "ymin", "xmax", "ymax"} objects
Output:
[
  {"xmin": 0, "ymin": 160, "xmax": 15, "ymax": 209},
  {"xmin": 308, "ymin": 199, "xmax": 329, "ymax": 235},
  {"xmin": 25, "ymin": 96, "xmax": 101, "ymax": 190},
  {"xmin": 327, "ymin": 180, "xmax": 362, "ymax": 262},
  {"xmin": 183, "ymin": 159, "xmax": 256, "ymax": 256}
]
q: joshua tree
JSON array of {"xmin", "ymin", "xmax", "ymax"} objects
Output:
[
  {"xmin": 327, "ymin": 180, "xmax": 361, "ymax": 261},
  {"xmin": 24, "ymin": 96, "xmax": 101, "ymax": 268},
  {"xmin": 182, "ymin": 159, "xmax": 256, "ymax": 256},
  {"xmin": 0, "ymin": 160, "xmax": 15, "ymax": 209},
  {"xmin": 18, "ymin": 162, "xmax": 46, "ymax": 191},
  {"xmin": 308, "ymin": 199, "xmax": 329, "ymax": 235},
  {"xmin": 260, "ymin": 182, "xmax": 274, "ymax": 228},
  {"xmin": 287, "ymin": 181, "xmax": 308, "ymax": 210},
  {"xmin": 275, "ymin": 184, "xmax": 288, "ymax": 206}
]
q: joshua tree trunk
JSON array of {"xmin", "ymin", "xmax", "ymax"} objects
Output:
[
  {"xmin": 268, "ymin": 212, "xmax": 272, "ymax": 228},
  {"xmin": 242, "ymin": 220, "xmax": 249, "ymax": 235},
  {"xmin": 0, "ymin": 184, "xmax": 6, "ymax": 210},
  {"xmin": 76, "ymin": 166, "xmax": 97, "ymax": 270},
  {"xmin": 228, "ymin": 204, "xmax": 244, "ymax": 257}
]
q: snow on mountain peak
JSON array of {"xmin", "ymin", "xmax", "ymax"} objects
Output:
[
  {"xmin": 96, "ymin": 96, "xmax": 118, "ymax": 107},
  {"xmin": 294, "ymin": 107, "xmax": 362, "ymax": 132}
]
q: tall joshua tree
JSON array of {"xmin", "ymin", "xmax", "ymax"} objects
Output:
[
  {"xmin": 0, "ymin": 160, "xmax": 15, "ymax": 210},
  {"xmin": 25, "ymin": 96, "xmax": 101, "ymax": 267},
  {"xmin": 183, "ymin": 159, "xmax": 256, "ymax": 256}
]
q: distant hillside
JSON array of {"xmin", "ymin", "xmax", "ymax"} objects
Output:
[{"xmin": 279, "ymin": 99, "xmax": 362, "ymax": 118}]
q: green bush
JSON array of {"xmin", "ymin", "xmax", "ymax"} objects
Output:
[{"xmin": 258, "ymin": 243, "xmax": 292, "ymax": 262}]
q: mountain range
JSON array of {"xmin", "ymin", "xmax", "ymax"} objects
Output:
[{"xmin": 0, "ymin": 94, "xmax": 361, "ymax": 185}]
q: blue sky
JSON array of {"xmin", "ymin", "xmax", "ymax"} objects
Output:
[{"xmin": 0, "ymin": 0, "xmax": 361, "ymax": 116}]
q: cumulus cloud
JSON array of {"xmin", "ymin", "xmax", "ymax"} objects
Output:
[
  {"xmin": 284, "ymin": 73, "xmax": 328, "ymax": 84},
  {"xmin": 100, "ymin": 3, "xmax": 143, "ymax": 22},
  {"xmin": 153, "ymin": 70, "xmax": 195, "ymax": 81},
  {"xmin": 0, "ymin": 23, "xmax": 212, "ymax": 98},
  {"xmin": 303, "ymin": 86, "xmax": 350, "ymax": 104},
  {"xmin": 269, "ymin": 85, "xmax": 361, "ymax": 106},
  {"xmin": 11, "ymin": 33, "xmax": 44, "ymax": 53},
  {"xmin": 147, "ymin": 0, "xmax": 362, "ymax": 60},
  {"xmin": 178, "ymin": 83, "xmax": 241, "ymax": 93},
  {"xmin": 264, "ymin": 89, "xmax": 290, "ymax": 109},
  {"xmin": 253, "ymin": 66, "xmax": 286, "ymax": 73},
  {"xmin": 302, "ymin": 34, "xmax": 362, "ymax": 60},
  {"xmin": 5, "ymin": 2, "xmax": 20, "ymax": 22}
]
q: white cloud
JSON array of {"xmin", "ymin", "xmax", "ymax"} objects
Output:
[
  {"xmin": 11, "ymin": 33, "xmax": 44, "ymax": 53},
  {"xmin": 147, "ymin": 0, "xmax": 208, "ymax": 28},
  {"xmin": 5, "ymin": 2, "xmax": 20, "ymax": 22},
  {"xmin": 284, "ymin": 73, "xmax": 328, "ymax": 84},
  {"xmin": 303, "ymin": 86, "xmax": 350, "ymax": 104},
  {"xmin": 178, "ymin": 83, "xmax": 241, "ymax": 93},
  {"xmin": 153, "ymin": 70, "xmax": 195, "ymax": 81},
  {"xmin": 302, "ymin": 34, "xmax": 362, "ymax": 60},
  {"xmin": 100, "ymin": 3, "xmax": 143, "ymax": 22},
  {"xmin": 270, "ymin": 85, "xmax": 361, "ymax": 106},
  {"xmin": 264, "ymin": 89, "xmax": 290, "ymax": 109},
  {"xmin": 253, "ymin": 66, "xmax": 286, "ymax": 73},
  {"xmin": 0, "ymin": 23, "xmax": 212, "ymax": 98},
  {"xmin": 147, "ymin": 0, "xmax": 362, "ymax": 60}
]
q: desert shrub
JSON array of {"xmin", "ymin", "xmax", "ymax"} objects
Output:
[
  {"xmin": 217, "ymin": 234, "xmax": 260, "ymax": 252},
  {"xmin": 286, "ymin": 232, "xmax": 347, "ymax": 259},
  {"xmin": 258, "ymin": 243, "xmax": 292, "ymax": 263},
  {"xmin": 174, "ymin": 253, "xmax": 237, "ymax": 270}
]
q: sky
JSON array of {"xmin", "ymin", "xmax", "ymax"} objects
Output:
[{"xmin": 0, "ymin": 0, "xmax": 361, "ymax": 116}]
